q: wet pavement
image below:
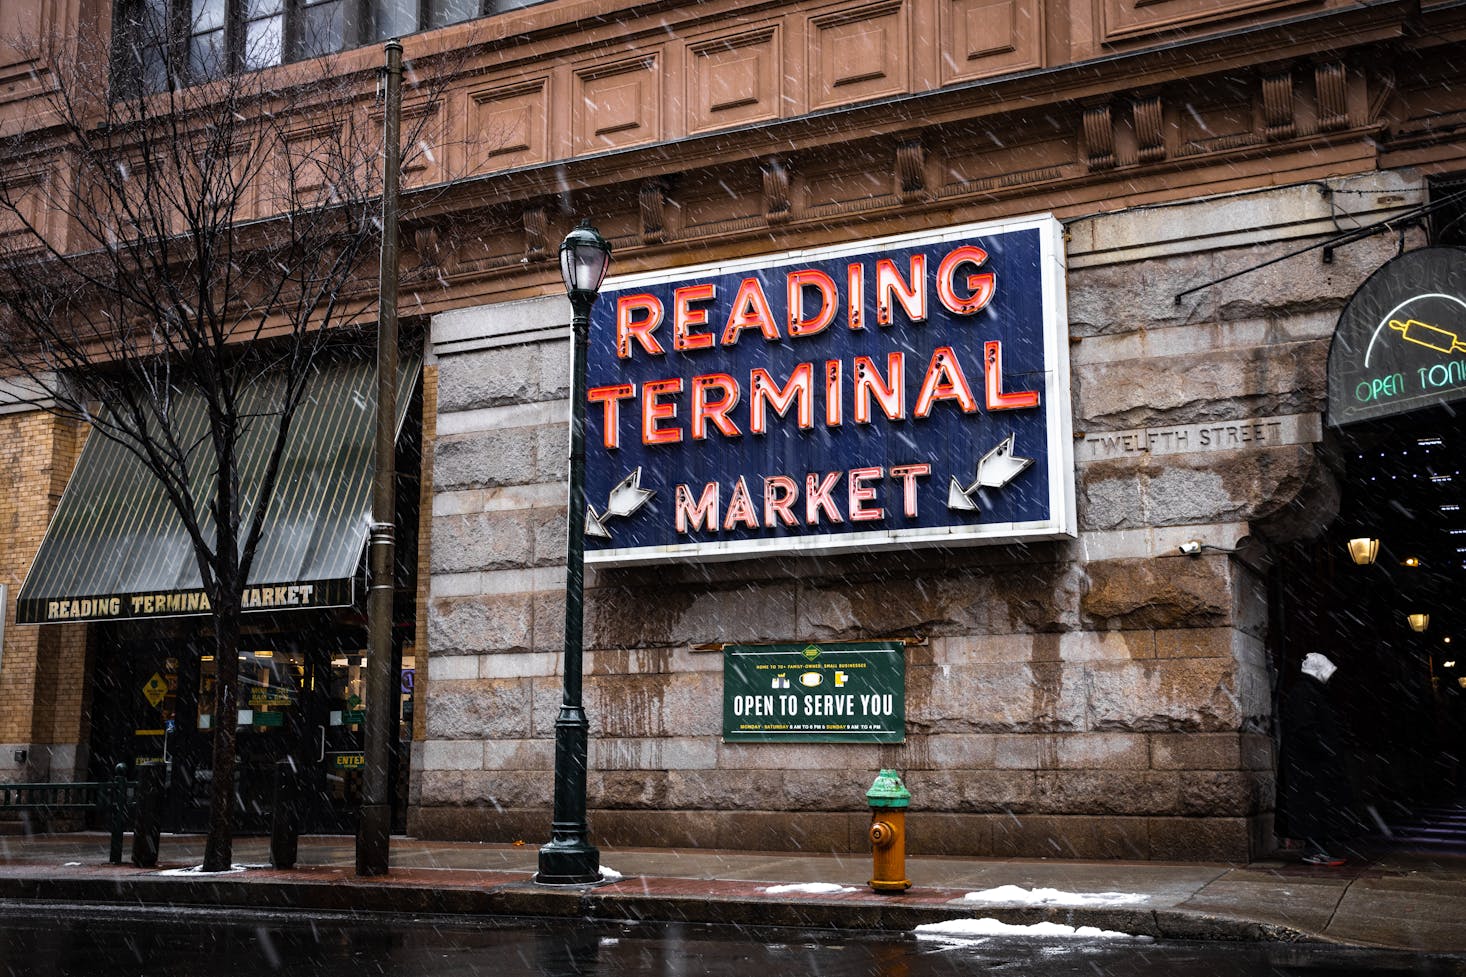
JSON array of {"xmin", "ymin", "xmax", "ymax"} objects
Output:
[
  {"xmin": 1, "ymin": 906, "xmax": 1461, "ymax": 977},
  {"xmin": 0, "ymin": 832, "xmax": 1464, "ymax": 954}
]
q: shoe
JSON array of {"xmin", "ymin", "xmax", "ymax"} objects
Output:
[{"xmin": 1301, "ymin": 851, "xmax": 1346, "ymax": 866}]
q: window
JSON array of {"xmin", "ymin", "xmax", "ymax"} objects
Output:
[{"xmin": 111, "ymin": 0, "xmax": 550, "ymax": 94}]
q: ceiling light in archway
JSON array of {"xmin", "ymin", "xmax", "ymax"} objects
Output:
[
  {"xmin": 1408, "ymin": 612, "xmax": 1431, "ymax": 633},
  {"xmin": 1347, "ymin": 538, "xmax": 1380, "ymax": 565}
]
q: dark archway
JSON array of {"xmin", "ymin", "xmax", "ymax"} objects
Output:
[{"xmin": 1271, "ymin": 403, "xmax": 1466, "ymax": 853}]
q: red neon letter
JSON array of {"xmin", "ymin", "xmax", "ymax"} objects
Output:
[
  {"xmin": 763, "ymin": 475, "xmax": 799, "ymax": 527},
  {"xmin": 723, "ymin": 476, "xmax": 759, "ymax": 530},
  {"xmin": 914, "ymin": 346, "xmax": 978, "ymax": 417},
  {"xmin": 722, "ymin": 278, "xmax": 781, "ymax": 346},
  {"xmin": 875, "ymin": 254, "xmax": 927, "ymax": 326},
  {"xmin": 787, "ymin": 269, "xmax": 837, "ymax": 337},
  {"xmin": 749, "ymin": 363, "xmax": 814, "ymax": 434},
  {"xmin": 889, "ymin": 463, "xmax": 931, "ymax": 517},
  {"xmin": 824, "ymin": 360, "xmax": 842, "ymax": 427},
  {"xmin": 691, "ymin": 373, "xmax": 742, "ymax": 440},
  {"xmin": 587, "ymin": 383, "xmax": 635, "ymax": 449},
  {"xmin": 853, "ymin": 353, "xmax": 905, "ymax": 423},
  {"xmin": 642, "ymin": 378, "xmax": 684, "ymax": 445},
  {"xmin": 984, "ymin": 340, "xmax": 1040, "ymax": 411},
  {"xmin": 848, "ymin": 466, "xmax": 885, "ymax": 522},
  {"xmin": 616, "ymin": 294, "xmax": 665, "ymax": 358},
  {"xmin": 673, "ymin": 283, "xmax": 717, "ymax": 352},
  {"xmin": 936, "ymin": 245, "xmax": 995, "ymax": 315},
  {"xmin": 675, "ymin": 482, "xmax": 719, "ymax": 533},
  {"xmin": 847, "ymin": 263, "xmax": 865, "ymax": 330},
  {"xmin": 805, "ymin": 471, "xmax": 844, "ymax": 524}
]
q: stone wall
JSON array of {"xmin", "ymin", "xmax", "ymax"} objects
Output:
[{"xmin": 412, "ymin": 171, "xmax": 1423, "ymax": 860}]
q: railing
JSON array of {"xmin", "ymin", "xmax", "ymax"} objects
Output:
[{"xmin": 0, "ymin": 765, "xmax": 136, "ymax": 863}]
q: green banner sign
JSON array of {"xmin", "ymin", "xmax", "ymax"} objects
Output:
[{"xmin": 723, "ymin": 641, "xmax": 905, "ymax": 743}]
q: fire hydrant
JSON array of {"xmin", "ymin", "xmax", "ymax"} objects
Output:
[{"xmin": 866, "ymin": 768, "xmax": 911, "ymax": 892}]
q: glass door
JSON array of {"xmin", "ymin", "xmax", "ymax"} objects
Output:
[{"xmin": 305, "ymin": 647, "xmax": 366, "ymax": 833}]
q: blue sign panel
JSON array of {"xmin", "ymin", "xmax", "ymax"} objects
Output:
[{"xmin": 583, "ymin": 216, "xmax": 1074, "ymax": 565}]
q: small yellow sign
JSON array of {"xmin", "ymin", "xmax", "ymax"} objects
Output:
[{"xmin": 142, "ymin": 673, "xmax": 168, "ymax": 709}]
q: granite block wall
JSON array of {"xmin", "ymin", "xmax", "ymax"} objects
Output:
[{"xmin": 412, "ymin": 172, "xmax": 1422, "ymax": 859}]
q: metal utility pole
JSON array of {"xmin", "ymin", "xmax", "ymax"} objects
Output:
[{"xmin": 357, "ymin": 36, "xmax": 402, "ymax": 878}]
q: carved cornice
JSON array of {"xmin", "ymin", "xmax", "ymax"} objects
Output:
[
  {"xmin": 1262, "ymin": 69, "xmax": 1296, "ymax": 141},
  {"xmin": 896, "ymin": 136, "xmax": 926, "ymax": 202},
  {"xmin": 1315, "ymin": 61, "xmax": 1349, "ymax": 132},
  {"xmin": 1083, "ymin": 104, "xmax": 1115, "ymax": 171},
  {"xmin": 1133, "ymin": 95, "xmax": 1165, "ymax": 163},
  {"xmin": 761, "ymin": 157, "xmax": 792, "ymax": 224}
]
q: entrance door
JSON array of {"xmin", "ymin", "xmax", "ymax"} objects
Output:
[
  {"xmin": 130, "ymin": 635, "xmax": 409, "ymax": 836},
  {"xmin": 1272, "ymin": 404, "xmax": 1466, "ymax": 846},
  {"xmin": 302, "ymin": 647, "xmax": 367, "ymax": 834}
]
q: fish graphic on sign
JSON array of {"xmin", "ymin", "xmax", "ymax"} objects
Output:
[
  {"xmin": 948, "ymin": 434, "xmax": 1034, "ymax": 511},
  {"xmin": 585, "ymin": 468, "xmax": 655, "ymax": 539}
]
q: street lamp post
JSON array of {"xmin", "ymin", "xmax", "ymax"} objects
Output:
[{"xmin": 536, "ymin": 220, "xmax": 612, "ymax": 886}]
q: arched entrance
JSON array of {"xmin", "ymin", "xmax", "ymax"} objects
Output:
[
  {"xmin": 1271, "ymin": 404, "xmax": 1466, "ymax": 851},
  {"xmin": 1270, "ymin": 246, "xmax": 1466, "ymax": 854}
]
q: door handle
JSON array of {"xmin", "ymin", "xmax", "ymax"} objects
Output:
[{"xmin": 316, "ymin": 725, "xmax": 326, "ymax": 763}]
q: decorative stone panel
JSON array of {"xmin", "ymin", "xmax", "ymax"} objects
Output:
[
  {"xmin": 938, "ymin": 0, "xmax": 1044, "ymax": 85},
  {"xmin": 687, "ymin": 26, "xmax": 783, "ymax": 133},
  {"xmin": 1099, "ymin": 0, "xmax": 1313, "ymax": 44},
  {"xmin": 466, "ymin": 79, "xmax": 550, "ymax": 173},
  {"xmin": 575, "ymin": 54, "xmax": 662, "ymax": 155},
  {"xmin": 807, "ymin": 0, "xmax": 909, "ymax": 111}
]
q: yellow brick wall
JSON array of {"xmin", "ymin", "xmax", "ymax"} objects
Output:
[
  {"xmin": 0, "ymin": 409, "xmax": 88, "ymax": 772},
  {"xmin": 413, "ymin": 363, "xmax": 436, "ymax": 743}
]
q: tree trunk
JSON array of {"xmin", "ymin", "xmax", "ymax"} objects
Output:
[{"xmin": 203, "ymin": 586, "xmax": 242, "ymax": 872}]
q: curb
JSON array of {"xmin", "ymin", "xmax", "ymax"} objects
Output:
[{"xmin": 0, "ymin": 873, "xmax": 1322, "ymax": 946}]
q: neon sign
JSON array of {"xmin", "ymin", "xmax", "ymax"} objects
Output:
[
  {"xmin": 583, "ymin": 216, "xmax": 1076, "ymax": 565},
  {"xmin": 1329, "ymin": 247, "xmax": 1466, "ymax": 426}
]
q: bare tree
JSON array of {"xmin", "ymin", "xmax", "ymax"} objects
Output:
[{"xmin": 0, "ymin": 27, "xmax": 448, "ymax": 871}]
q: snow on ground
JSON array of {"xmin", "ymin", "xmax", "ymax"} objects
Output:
[
  {"xmin": 598, "ymin": 866, "xmax": 624, "ymax": 881},
  {"xmin": 156, "ymin": 864, "xmax": 251, "ymax": 875},
  {"xmin": 761, "ymin": 882, "xmax": 859, "ymax": 894},
  {"xmin": 961, "ymin": 885, "xmax": 1149, "ymax": 907},
  {"xmin": 916, "ymin": 918, "xmax": 1149, "ymax": 942}
]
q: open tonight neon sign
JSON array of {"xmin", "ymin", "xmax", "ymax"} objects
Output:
[{"xmin": 582, "ymin": 216, "xmax": 1075, "ymax": 565}]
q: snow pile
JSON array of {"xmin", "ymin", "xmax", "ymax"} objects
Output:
[
  {"xmin": 598, "ymin": 866, "xmax": 624, "ymax": 882},
  {"xmin": 761, "ymin": 882, "xmax": 858, "ymax": 894},
  {"xmin": 962, "ymin": 885, "xmax": 1149, "ymax": 907},
  {"xmin": 156, "ymin": 863, "xmax": 250, "ymax": 875},
  {"xmin": 916, "ymin": 918, "xmax": 1148, "ymax": 942}
]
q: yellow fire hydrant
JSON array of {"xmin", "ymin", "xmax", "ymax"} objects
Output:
[{"xmin": 867, "ymin": 768, "xmax": 911, "ymax": 892}]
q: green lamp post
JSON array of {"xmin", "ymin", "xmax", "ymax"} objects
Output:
[{"xmin": 535, "ymin": 220, "xmax": 612, "ymax": 885}]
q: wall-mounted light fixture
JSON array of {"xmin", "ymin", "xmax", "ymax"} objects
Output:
[
  {"xmin": 1444, "ymin": 660, "xmax": 1457, "ymax": 668},
  {"xmin": 1401, "ymin": 556, "xmax": 1421, "ymax": 568},
  {"xmin": 1408, "ymin": 612, "xmax": 1431, "ymax": 633},
  {"xmin": 1347, "ymin": 538, "xmax": 1380, "ymax": 565}
]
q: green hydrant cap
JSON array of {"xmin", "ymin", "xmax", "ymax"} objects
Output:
[{"xmin": 866, "ymin": 768, "xmax": 910, "ymax": 808}]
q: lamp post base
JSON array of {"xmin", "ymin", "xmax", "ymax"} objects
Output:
[{"xmin": 535, "ymin": 840, "xmax": 602, "ymax": 885}]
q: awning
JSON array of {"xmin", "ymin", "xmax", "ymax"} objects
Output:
[{"xmin": 16, "ymin": 352, "xmax": 420, "ymax": 624}]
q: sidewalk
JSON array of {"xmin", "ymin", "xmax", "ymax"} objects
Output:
[{"xmin": 0, "ymin": 832, "xmax": 1463, "ymax": 953}]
